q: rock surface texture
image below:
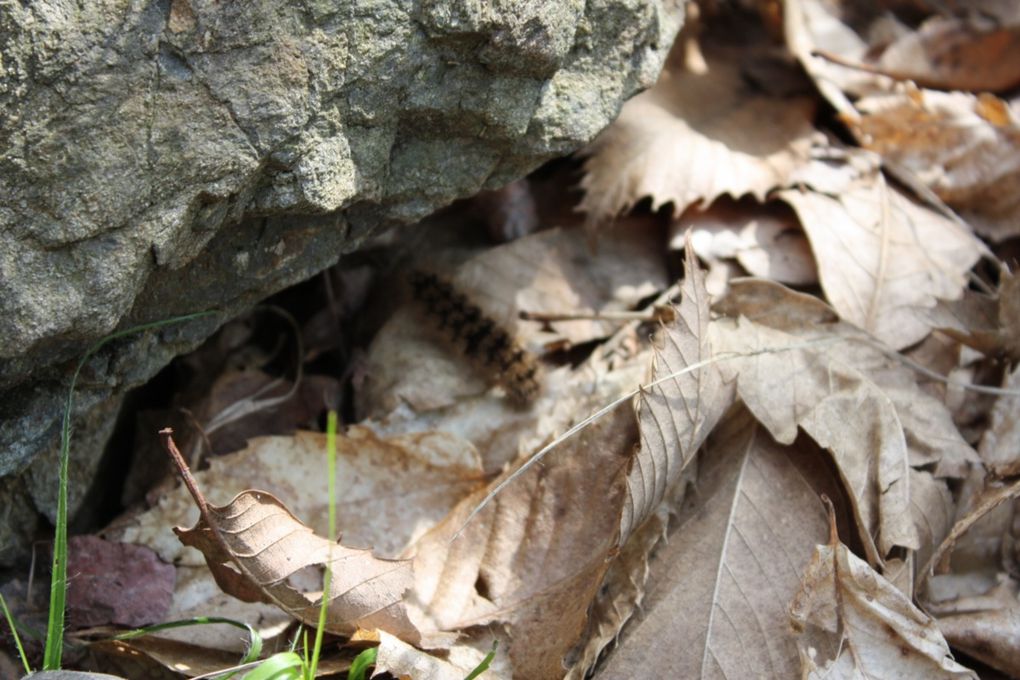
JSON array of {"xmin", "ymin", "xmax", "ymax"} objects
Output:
[{"xmin": 0, "ymin": 0, "xmax": 682, "ymax": 562}]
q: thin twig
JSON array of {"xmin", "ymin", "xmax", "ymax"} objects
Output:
[{"xmin": 159, "ymin": 428, "xmax": 211, "ymax": 521}]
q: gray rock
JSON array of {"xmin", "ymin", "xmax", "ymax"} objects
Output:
[{"xmin": 0, "ymin": 0, "xmax": 683, "ymax": 560}]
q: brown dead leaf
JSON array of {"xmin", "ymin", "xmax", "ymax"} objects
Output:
[
  {"xmin": 790, "ymin": 505, "xmax": 977, "ymax": 679},
  {"xmin": 405, "ymin": 402, "xmax": 638, "ymax": 679},
  {"xmin": 979, "ymin": 365, "xmax": 1020, "ymax": 477},
  {"xmin": 158, "ymin": 431, "xmax": 420, "ymax": 642},
  {"xmin": 781, "ymin": 150, "xmax": 981, "ymax": 350},
  {"xmin": 921, "ymin": 475, "xmax": 1020, "ymax": 594},
  {"xmin": 710, "ymin": 279, "xmax": 975, "ymax": 561},
  {"xmin": 88, "ymin": 636, "xmax": 247, "ymax": 679},
  {"xmin": 786, "ymin": 0, "xmax": 1020, "ymax": 241},
  {"xmin": 624, "ymin": 239, "xmax": 734, "ymax": 541},
  {"xmin": 873, "ymin": 16, "xmax": 1020, "ymax": 93},
  {"xmin": 674, "ymin": 198, "xmax": 818, "ymax": 290},
  {"xmin": 109, "ymin": 428, "xmax": 484, "ymax": 564},
  {"xmin": 579, "ymin": 40, "xmax": 816, "ymax": 222},
  {"xmin": 564, "ymin": 489, "xmax": 671, "ymax": 679},
  {"xmin": 174, "ymin": 487, "xmax": 419, "ymax": 641},
  {"xmin": 930, "ymin": 575, "xmax": 1020, "ymax": 677},
  {"xmin": 595, "ymin": 408, "xmax": 830, "ymax": 679},
  {"xmin": 850, "ymin": 88, "xmax": 1020, "ymax": 241}
]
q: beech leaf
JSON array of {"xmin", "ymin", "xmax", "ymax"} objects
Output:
[
  {"xmin": 624, "ymin": 238, "xmax": 733, "ymax": 540},
  {"xmin": 596, "ymin": 408, "xmax": 830, "ymax": 679}
]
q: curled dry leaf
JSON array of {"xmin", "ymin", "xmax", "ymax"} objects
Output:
[
  {"xmin": 790, "ymin": 505, "xmax": 977, "ymax": 679},
  {"xmin": 931, "ymin": 575, "xmax": 1020, "ymax": 678},
  {"xmin": 111, "ymin": 428, "xmax": 485, "ymax": 564},
  {"xmin": 579, "ymin": 40, "xmax": 816, "ymax": 222},
  {"xmin": 157, "ymin": 431, "xmax": 424, "ymax": 642},
  {"xmin": 710, "ymin": 279, "xmax": 974, "ymax": 562},
  {"xmin": 781, "ymin": 150, "xmax": 981, "ymax": 350},
  {"xmin": 596, "ymin": 408, "xmax": 832, "ymax": 679},
  {"xmin": 623, "ymin": 238, "xmax": 733, "ymax": 541},
  {"xmin": 174, "ymin": 488, "xmax": 420, "ymax": 641}
]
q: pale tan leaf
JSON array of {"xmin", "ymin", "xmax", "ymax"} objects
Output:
[
  {"xmin": 781, "ymin": 153, "xmax": 981, "ymax": 349},
  {"xmin": 790, "ymin": 510, "xmax": 977, "ymax": 679},
  {"xmin": 595, "ymin": 408, "xmax": 830, "ymax": 679},
  {"xmin": 375, "ymin": 630, "xmax": 510, "ymax": 680},
  {"xmin": 625, "ymin": 239, "xmax": 734, "ymax": 540},
  {"xmin": 710, "ymin": 279, "xmax": 976, "ymax": 560},
  {"xmin": 850, "ymin": 89, "xmax": 1020, "ymax": 241},
  {"xmin": 931, "ymin": 576, "xmax": 1020, "ymax": 677},
  {"xmin": 980, "ymin": 365, "xmax": 1020, "ymax": 476},
  {"xmin": 673, "ymin": 198, "xmax": 818, "ymax": 286},
  {"xmin": 405, "ymin": 402, "xmax": 638, "ymax": 678},
  {"xmin": 579, "ymin": 43, "xmax": 816, "ymax": 222}
]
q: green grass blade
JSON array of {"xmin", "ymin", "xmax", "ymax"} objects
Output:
[
  {"xmin": 347, "ymin": 647, "xmax": 377, "ymax": 680},
  {"xmin": 244, "ymin": 651, "xmax": 304, "ymax": 680},
  {"xmin": 306, "ymin": 409, "xmax": 339, "ymax": 679},
  {"xmin": 464, "ymin": 640, "xmax": 498, "ymax": 680},
  {"xmin": 111, "ymin": 614, "xmax": 262, "ymax": 678},
  {"xmin": 0, "ymin": 592, "xmax": 31, "ymax": 674},
  {"xmin": 42, "ymin": 311, "xmax": 215, "ymax": 670}
]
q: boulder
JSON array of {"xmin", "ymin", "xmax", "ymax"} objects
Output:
[{"xmin": 0, "ymin": 0, "xmax": 682, "ymax": 563}]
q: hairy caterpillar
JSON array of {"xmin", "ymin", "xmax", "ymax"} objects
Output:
[{"xmin": 408, "ymin": 270, "xmax": 542, "ymax": 405}]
